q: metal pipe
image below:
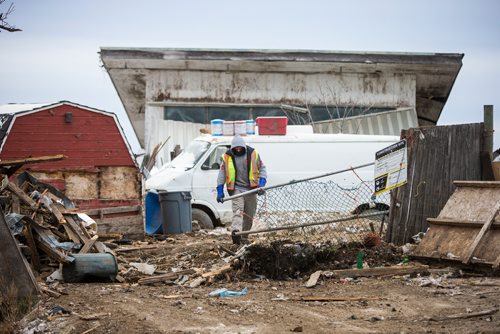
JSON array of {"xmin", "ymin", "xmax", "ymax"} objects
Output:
[
  {"xmin": 223, "ymin": 162, "xmax": 375, "ymax": 202},
  {"xmin": 234, "ymin": 210, "xmax": 388, "ymax": 236}
]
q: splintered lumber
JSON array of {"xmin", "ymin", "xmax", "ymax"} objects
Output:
[
  {"xmin": 34, "ymin": 237, "xmax": 73, "ymax": 263},
  {"xmin": 328, "ymin": 265, "xmax": 429, "ymax": 278},
  {"xmin": 428, "ymin": 308, "xmax": 498, "ymax": 321},
  {"xmin": 462, "ymin": 201, "xmax": 500, "ymax": 264},
  {"xmin": 6, "ymin": 182, "xmax": 37, "ymax": 209},
  {"xmin": 138, "ymin": 269, "xmax": 196, "ymax": 285},
  {"xmin": 202, "ymin": 264, "xmax": 232, "ymax": 278},
  {"xmin": 23, "ymin": 224, "xmax": 41, "ymax": 271},
  {"xmin": 79, "ymin": 235, "xmax": 99, "ymax": 254},
  {"xmin": 0, "ymin": 155, "xmax": 65, "ymax": 166},
  {"xmin": 115, "ymin": 245, "xmax": 162, "ymax": 253}
]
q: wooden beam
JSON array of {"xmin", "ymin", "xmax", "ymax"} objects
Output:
[
  {"xmin": 79, "ymin": 235, "xmax": 98, "ymax": 254},
  {"xmin": 34, "ymin": 238, "xmax": 73, "ymax": 263},
  {"xmin": 453, "ymin": 181, "xmax": 500, "ymax": 188},
  {"xmin": 327, "ymin": 265, "xmax": 429, "ymax": 278},
  {"xmin": 6, "ymin": 182, "xmax": 37, "ymax": 209},
  {"xmin": 0, "ymin": 154, "xmax": 66, "ymax": 166},
  {"xmin": 427, "ymin": 218, "xmax": 500, "ymax": 229},
  {"xmin": 23, "ymin": 224, "xmax": 41, "ymax": 272},
  {"xmin": 463, "ymin": 201, "xmax": 500, "ymax": 264},
  {"xmin": 138, "ymin": 269, "xmax": 196, "ymax": 285}
]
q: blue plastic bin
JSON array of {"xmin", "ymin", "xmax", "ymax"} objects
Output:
[{"xmin": 145, "ymin": 191, "xmax": 162, "ymax": 234}]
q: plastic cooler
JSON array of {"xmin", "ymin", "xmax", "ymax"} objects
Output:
[{"xmin": 256, "ymin": 117, "xmax": 288, "ymax": 135}]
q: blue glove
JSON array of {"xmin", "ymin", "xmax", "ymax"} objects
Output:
[
  {"xmin": 257, "ymin": 178, "xmax": 266, "ymax": 195},
  {"xmin": 259, "ymin": 177, "xmax": 267, "ymax": 188},
  {"xmin": 216, "ymin": 185, "xmax": 224, "ymax": 203}
]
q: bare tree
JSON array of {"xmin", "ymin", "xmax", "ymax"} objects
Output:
[{"xmin": 0, "ymin": 0, "xmax": 21, "ymax": 32}]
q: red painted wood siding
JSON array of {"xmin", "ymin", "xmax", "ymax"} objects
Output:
[{"xmin": 0, "ymin": 104, "xmax": 135, "ymax": 171}]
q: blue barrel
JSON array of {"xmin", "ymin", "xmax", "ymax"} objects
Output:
[
  {"xmin": 158, "ymin": 191, "xmax": 192, "ymax": 234},
  {"xmin": 145, "ymin": 191, "xmax": 163, "ymax": 234}
]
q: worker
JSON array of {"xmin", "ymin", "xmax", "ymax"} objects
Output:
[{"xmin": 216, "ymin": 135, "xmax": 267, "ymax": 244}]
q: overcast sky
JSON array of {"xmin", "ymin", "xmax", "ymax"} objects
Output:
[{"xmin": 1, "ymin": 0, "xmax": 499, "ymax": 152}]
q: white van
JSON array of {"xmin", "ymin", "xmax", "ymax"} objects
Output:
[
  {"xmin": 146, "ymin": 126, "xmax": 399, "ymax": 228},
  {"xmin": 145, "ymin": 126, "xmax": 399, "ymax": 229}
]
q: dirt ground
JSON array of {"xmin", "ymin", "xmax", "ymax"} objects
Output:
[{"xmin": 15, "ymin": 231, "xmax": 500, "ymax": 334}]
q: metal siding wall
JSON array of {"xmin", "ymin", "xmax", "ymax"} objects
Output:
[{"xmin": 313, "ymin": 108, "xmax": 417, "ymax": 136}]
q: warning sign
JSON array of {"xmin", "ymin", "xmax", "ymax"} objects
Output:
[{"xmin": 374, "ymin": 140, "xmax": 407, "ymax": 195}]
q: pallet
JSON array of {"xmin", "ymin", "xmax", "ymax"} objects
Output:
[{"xmin": 412, "ymin": 181, "xmax": 500, "ymax": 268}]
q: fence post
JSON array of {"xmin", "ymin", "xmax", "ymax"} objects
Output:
[{"xmin": 483, "ymin": 105, "xmax": 494, "ymax": 158}]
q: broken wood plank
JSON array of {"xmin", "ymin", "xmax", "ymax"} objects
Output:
[
  {"xmin": 34, "ymin": 238, "xmax": 73, "ymax": 264},
  {"xmin": 305, "ymin": 270, "xmax": 322, "ymax": 288},
  {"xmin": 328, "ymin": 265, "xmax": 429, "ymax": 278},
  {"xmin": 299, "ymin": 296, "xmax": 380, "ymax": 302},
  {"xmin": 189, "ymin": 276, "xmax": 206, "ymax": 288},
  {"xmin": 23, "ymin": 224, "xmax": 41, "ymax": 272},
  {"xmin": 6, "ymin": 182, "xmax": 37, "ymax": 209},
  {"xmin": 202, "ymin": 264, "xmax": 232, "ymax": 278},
  {"xmin": 115, "ymin": 245, "xmax": 162, "ymax": 253},
  {"xmin": 64, "ymin": 214, "xmax": 89, "ymax": 239},
  {"xmin": 462, "ymin": 201, "xmax": 500, "ymax": 264},
  {"xmin": 79, "ymin": 235, "xmax": 99, "ymax": 254},
  {"xmin": 138, "ymin": 269, "xmax": 196, "ymax": 285},
  {"xmin": 427, "ymin": 218, "xmax": 500, "ymax": 229},
  {"xmin": 49, "ymin": 203, "xmax": 68, "ymax": 225},
  {"xmin": 428, "ymin": 308, "xmax": 498, "ymax": 321},
  {"xmin": 40, "ymin": 286, "xmax": 61, "ymax": 298},
  {"xmin": 0, "ymin": 154, "xmax": 65, "ymax": 166}
]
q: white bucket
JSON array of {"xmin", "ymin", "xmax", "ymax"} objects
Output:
[
  {"xmin": 234, "ymin": 120, "xmax": 246, "ymax": 136},
  {"xmin": 222, "ymin": 121, "xmax": 234, "ymax": 136},
  {"xmin": 246, "ymin": 120, "xmax": 256, "ymax": 135},
  {"xmin": 210, "ymin": 119, "xmax": 223, "ymax": 136}
]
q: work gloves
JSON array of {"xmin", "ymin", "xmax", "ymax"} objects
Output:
[
  {"xmin": 258, "ymin": 177, "xmax": 267, "ymax": 196},
  {"xmin": 216, "ymin": 185, "xmax": 224, "ymax": 203}
]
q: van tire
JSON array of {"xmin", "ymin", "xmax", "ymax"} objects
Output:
[{"xmin": 192, "ymin": 208, "xmax": 214, "ymax": 230}]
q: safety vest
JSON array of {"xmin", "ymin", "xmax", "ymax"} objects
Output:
[{"xmin": 223, "ymin": 147, "xmax": 260, "ymax": 194}]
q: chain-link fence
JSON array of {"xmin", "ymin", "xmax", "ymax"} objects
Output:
[{"xmin": 230, "ymin": 163, "xmax": 390, "ymax": 244}]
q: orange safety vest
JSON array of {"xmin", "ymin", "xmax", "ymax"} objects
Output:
[{"xmin": 223, "ymin": 147, "xmax": 260, "ymax": 193}]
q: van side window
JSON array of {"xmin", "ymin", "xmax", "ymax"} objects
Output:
[{"xmin": 202, "ymin": 145, "xmax": 230, "ymax": 170}]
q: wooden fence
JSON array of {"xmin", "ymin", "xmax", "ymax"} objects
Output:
[{"xmin": 385, "ymin": 123, "xmax": 484, "ymax": 245}]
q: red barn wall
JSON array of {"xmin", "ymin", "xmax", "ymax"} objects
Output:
[
  {"xmin": 0, "ymin": 104, "xmax": 144, "ymax": 239},
  {"xmin": 1, "ymin": 104, "xmax": 134, "ymax": 170}
]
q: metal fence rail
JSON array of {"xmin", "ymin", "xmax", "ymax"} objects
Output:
[{"xmin": 227, "ymin": 163, "xmax": 390, "ymax": 244}]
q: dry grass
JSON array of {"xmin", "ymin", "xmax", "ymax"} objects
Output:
[{"xmin": 0, "ymin": 278, "xmax": 34, "ymax": 334}]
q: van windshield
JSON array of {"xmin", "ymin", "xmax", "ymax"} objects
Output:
[{"xmin": 170, "ymin": 140, "xmax": 211, "ymax": 170}]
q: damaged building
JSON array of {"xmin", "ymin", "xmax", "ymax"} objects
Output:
[
  {"xmin": 99, "ymin": 48, "xmax": 463, "ymax": 166},
  {"xmin": 0, "ymin": 101, "xmax": 144, "ymax": 239}
]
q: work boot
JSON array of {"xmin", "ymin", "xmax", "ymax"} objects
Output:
[{"xmin": 231, "ymin": 230, "xmax": 241, "ymax": 245}]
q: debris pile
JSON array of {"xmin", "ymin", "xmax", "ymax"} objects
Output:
[{"xmin": 1, "ymin": 171, "xmax": 115, "ymax": 284}]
